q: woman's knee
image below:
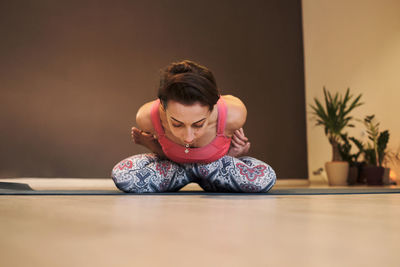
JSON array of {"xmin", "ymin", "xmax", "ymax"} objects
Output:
[
  {"xmin": 235, "ymin": 156, "xmax": 277, "ymax": 193},
  {"xmin": 111, "ymin": 154, "xmax": 158, "ymax": 193},
  {"xmin": 111, "ymin": 153, "xmax": 190, "ymax": 193},
  {"xmin": 196, "ymin": 156, "xmax": 276, "ymax": 193}
]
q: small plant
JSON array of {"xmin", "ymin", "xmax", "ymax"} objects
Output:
[
  {"xmin": 337, "ymin": 134, "xmax": 364, "ymax": 167},
  {"xmin": 362, "ymin": 115, "xmax": 390, "ymax": 167},
  {"xmin": 310, "ymin": 87, "xmax": 363, "ymax": 161}
]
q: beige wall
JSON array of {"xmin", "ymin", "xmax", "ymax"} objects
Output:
[{"xmin": 302, "ymin": 0, "xmax": 400, "ymax": 182}]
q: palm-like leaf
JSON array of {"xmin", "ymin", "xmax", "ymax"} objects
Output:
[{"xmin": 310, "ymin": 87, "xmax": 364, "ymax": 161}]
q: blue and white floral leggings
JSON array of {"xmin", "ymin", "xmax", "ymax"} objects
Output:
[{"xmin": 111, "ymin": 154, "xmax": 276, "ymax": 193}]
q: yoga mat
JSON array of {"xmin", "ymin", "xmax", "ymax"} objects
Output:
[{"xmin": 1, "ymin": 182, "xmax": 400, "ymax": 195}]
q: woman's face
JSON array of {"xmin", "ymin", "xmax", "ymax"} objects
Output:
[{"xmin": 164, "ymin": 100, "xmax": 211, "ymax": 145}]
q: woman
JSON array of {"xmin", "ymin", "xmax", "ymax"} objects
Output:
[{"xmin": 111, "ymin": 60, "xmax": 276, "ymax": 193}]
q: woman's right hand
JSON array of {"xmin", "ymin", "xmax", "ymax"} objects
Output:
[
  {"xmin": 131, "ymin": 127, "xmax": 166, "ymax": 158},
  {"xmin": 131, "ymin": 127, "xmax": 156, "ymax": 145}
]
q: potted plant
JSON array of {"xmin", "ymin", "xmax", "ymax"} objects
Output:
[
  {"xmin": 359, "ymin": 115, "xmax": 390, "ymax": 185},
  {"xmin": 337, "ymin": 134, "xmax": 364, "ymax": 185},
  {"xmin": 310, "ymin": 87, "xmax": 363, "ymax": 185}
]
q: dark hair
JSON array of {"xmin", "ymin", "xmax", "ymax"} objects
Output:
[{"xmin": 158, "ymin": 60, "xmax": 220, "ymax": 111}]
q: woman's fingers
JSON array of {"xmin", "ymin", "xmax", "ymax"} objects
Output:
[
  {"xmin": 244, "ymin": 142, "xmax": 251, "ymax": 153},
  {"xmin": 141, "ymin": 131, "xmax": 155, "ymax": 140},
  {"xmin": 229, "ymin": 139, "xmax": 250, "ymax": 158},
  {"xmin": 131, "ymin": 127, "xmax": 147, "ymax": 144},
  {"xmin": 131, "ymin": 127, "xmax": 140, "ymax": 136},
  {"xmin": 232, "ymin": 134, "xmax": 248, "ymax": 148},
  {"xmin": 232, "ymin": 133, "xmax": 246, "ymax": 146},
  {"xmin": 234, "ymin": 128, "xmax": 248, "ymax": 142},
  {"xmin": 231, "ymin": 138, "xmax": 240, "ymax": 147},
  {"xmin": 132, "ymin": 127, "xmax": 141, "ymax": 133},
  {"xmin": 132, "ymin": 127, "xmax": 146, "ymax": 137},
  {"xmin": 230, "ymin": 128, "xmax": 251, "ymax": 156},
  {"xmin": 232, "ymin": 129, "xmax": 249, "ymax": 145}
]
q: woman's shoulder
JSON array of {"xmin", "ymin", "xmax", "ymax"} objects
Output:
[
  {"xmin": 221, "ymin": 95, "xmax": 247, "ymax": 135},
  {"xmin": 136, "ymin": 100, "xmax": 158, "ymax": 134}
]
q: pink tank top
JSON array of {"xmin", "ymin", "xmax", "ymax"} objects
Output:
[{"xmin": 150, "ymin": 98, "xmax": 232, "ymax": 164}]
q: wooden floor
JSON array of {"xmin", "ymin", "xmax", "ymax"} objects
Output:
[{"xmin": 1, "ymin": 178, "xmax": 400, "ymax": 267}]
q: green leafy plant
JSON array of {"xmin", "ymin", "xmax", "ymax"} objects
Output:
[
  {"xmin": 362, "ymin": 115, "xmax": 390, "ymax": 167},
  {"xmin": 310, "ymin": 87, "xmax": 363, "ymax": 161},
  {"xmin": 337, "ymin": 134, "xmax": 364, "ymax": 167}
]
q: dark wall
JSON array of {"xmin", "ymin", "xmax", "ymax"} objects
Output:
[{"xmin": 0, "ymin": 0, "xmax": 308, "ymax": 178}]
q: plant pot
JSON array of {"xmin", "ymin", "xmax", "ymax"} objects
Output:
[
  {"xmin": 325, "ymin": 161, "xmax": 349, "ymax": 186},
  {"xmin": 356, "ymin": 162, "xmax": 366, "ymax": 184},
  {"xmin": 347, "ymin": 166, "xmax": 358, "ymax": 185},
  {"xmin": 360, "ymin": 165, "xmax": 384, "ymax": 185}
]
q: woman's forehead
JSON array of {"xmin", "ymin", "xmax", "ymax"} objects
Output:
[{"xmin": 166, "ymin": 100, "xmax": 210, "ymax": 122}]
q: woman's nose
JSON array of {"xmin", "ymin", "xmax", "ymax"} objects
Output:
[{"xmin": 183, "ymin": 129, "xmax": 195, "ymax": 143}]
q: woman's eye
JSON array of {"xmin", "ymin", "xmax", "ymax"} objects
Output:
[{"xmin": 171, "ymin": 123, "xmax": 203, "ymax": 128}]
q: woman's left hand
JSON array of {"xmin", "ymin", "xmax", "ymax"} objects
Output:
[{"xmin": 227, "ymin": 128, "xmax": 251, "ymax": 158}]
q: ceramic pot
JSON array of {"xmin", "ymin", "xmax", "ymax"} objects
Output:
[
  {"xmin": 347, "ymin": 166, "xmax": 358, "ymax": 185},
  {"xmin": 356, "ymin": 162, "xmax": 367, "ymax": 184},
  {"xmin": 325, "ymin": 161, "xmax": 349, "ymax": 186},
  {"xmin": 360, "ymin": 165, "xmax": 384, "ymax": 185}
]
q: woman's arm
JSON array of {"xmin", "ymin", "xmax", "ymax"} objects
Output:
[
  {"xmin": 222, "ymin": 95, "xmax": 251, "ymax": 157},
  {"xmin": 132, "ymin": 101, "xmax": 166, "ymax": 158},
  {"xmin": 222, "ymin": 95, "xmax": 247, "ymax": 135}
]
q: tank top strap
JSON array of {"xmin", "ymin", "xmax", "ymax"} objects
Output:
[
  {"xmin": 216, "ymin": 97, "xmax": 228, "ymax": 136},
  {"xmin": 150, "ymin": 99, "xmax": 165, "ymax": 136}
]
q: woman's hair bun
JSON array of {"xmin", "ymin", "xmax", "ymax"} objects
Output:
[
  {"xmin": 168, "ymin": 60, "xmax": 193, "ymax": 74},
  {"xmin": 158, "ymin": 60, "xmax": 220, "ymax": 111}
]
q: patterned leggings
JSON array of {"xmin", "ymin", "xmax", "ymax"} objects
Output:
[{"xmin": 111, "ymin": 154, "xmax": 276, "ymax": 193}]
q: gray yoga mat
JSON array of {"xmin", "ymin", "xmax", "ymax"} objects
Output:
[{"xmin": 1, "ymin": 182, "xmax": 400, "ymax": 195}]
